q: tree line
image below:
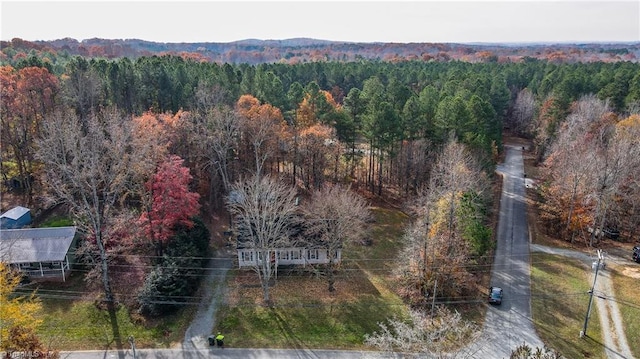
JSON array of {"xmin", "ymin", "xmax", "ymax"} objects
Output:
[
  {"xmin": 4, "ymin": 56, "xmax": 639, "ymax": 205},
  {"xmin": 1, "ymin": 53, "xmax": 639, "ymax": 354}
]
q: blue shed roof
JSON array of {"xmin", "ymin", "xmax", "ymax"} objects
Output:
[{"xmin": 0, "ymin": 206, "xmax": 30, "ymax": 220}]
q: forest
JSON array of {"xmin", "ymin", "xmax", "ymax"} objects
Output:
[
  {"xmin": 1, "ymin": 38, "xmax": 640, "ymax": 354},
  {"xmin": 2, "ymin": 37, "xmax": 639, "ymax": 64}
]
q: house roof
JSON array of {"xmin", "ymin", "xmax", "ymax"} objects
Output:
[
  {"xmin": 234, "ymin": 216, "xmax": 337, "ymax": 249},
  {"xmin": 0, "ymin": 206, "xmax": 30, "ymax": 220},
  {"xmin": 0, "ymin": 227, "xmax": 76, "ymax": 263}
]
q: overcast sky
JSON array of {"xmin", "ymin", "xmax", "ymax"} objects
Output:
[{"xmin": 1, "ymin": 1, "xmax": 639, "ymax": 44}]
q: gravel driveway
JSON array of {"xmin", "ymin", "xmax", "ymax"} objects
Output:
[
  {"xmin": 531, "ymin": 244, "xmax": 634, "ymax": 359},
  {"xmin": 181, "ymin": 247, "xmax": 234, "ymax": 350}
]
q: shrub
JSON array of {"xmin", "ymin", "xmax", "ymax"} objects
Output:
[{"xmin": 138, "ymin": 217, "xmax": 210, "ymax": 316}]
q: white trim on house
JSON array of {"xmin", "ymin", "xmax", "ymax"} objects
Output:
[{"xmin": 237, "ymin": 247, "xmax": 341, "ymax": 268}]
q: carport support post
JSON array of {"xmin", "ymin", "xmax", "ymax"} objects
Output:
[
  {"xmin": 580, "ymin": 249, "xmax": 602, "ymax": 338},
  {"xmin": 128, "ymin": 336, "xmax": 137, "ymax": 359}
]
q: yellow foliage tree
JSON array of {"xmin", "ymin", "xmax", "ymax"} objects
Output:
[{"xmin": 0, "ymin": 262, "xmax": 43, "ymax": 352}]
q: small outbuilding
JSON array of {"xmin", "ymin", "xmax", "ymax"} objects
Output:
[
  {"xmin": 0, "ymin": 206, "xmax": 32, "ymax": 229},
  {"xmin": 0, "ymin": 226, "xmax": 77, "ymax": 281}
]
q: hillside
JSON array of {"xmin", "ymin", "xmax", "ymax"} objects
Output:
[{"xmin": 1, "ymin": 37, "xmax": 639, "ymax": 64}]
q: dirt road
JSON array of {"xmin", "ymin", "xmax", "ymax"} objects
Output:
[{"xmin": 531, "ymin": 244, "xmax": 635, "ymax": 359}]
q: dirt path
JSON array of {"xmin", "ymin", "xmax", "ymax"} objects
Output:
[{"xmin": 531, "ymin": 244, "xmax": 634, "ymax": 359}]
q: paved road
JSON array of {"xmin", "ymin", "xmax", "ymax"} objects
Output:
[
  {"xmin": 464, "ymin": 145, "xmax": 544, "ymax": 358},
  {"xmin": 59, "ymin": 348, "xmax": 403, "ymax": 359}
]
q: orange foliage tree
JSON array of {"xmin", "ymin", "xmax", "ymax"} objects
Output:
[
  {"xmin": 235, "ymin": 95, "xmax": 288, "ymax": 176},
  {"xmin": 297, "ymin": 124, "xmax": 339, "ymax": 190},
  {"xmin": 295, "ymin": 90, "xmax": 339, "ymax": 128},
  {"xmin": 0, "ymin": 65, "xmax": 59, "ymax": 203},
  {"xmin": 131, "ymin": 110, "xmax": 180, "ymax": 194}
]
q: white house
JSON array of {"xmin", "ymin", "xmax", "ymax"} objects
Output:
[
  {"xmin": 237, "ymin": 246, "xmax": 341, "ymax": 268},
  {"xmin": 0, "ymin": 226, "xmax": 77, "ymax": 281}
]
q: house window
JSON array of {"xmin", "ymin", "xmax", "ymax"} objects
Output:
[
  {"xmin": 308, "ymin": 249, "xmax": 318, "ymax": 260},
  {"xmin": 241, "ymin": 251, "xmax": 254, "ymax": 263},
  {"xmin": 278, "ymin": 250, "xmax": 289, "ymax": 261},
  {"xmin": 291, "ymin": 249, "xmax": 301, "ymax": 260}
]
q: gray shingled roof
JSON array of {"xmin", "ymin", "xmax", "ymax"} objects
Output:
[{"xmin": 0, "ymin": 227, "xmax": 76, "ymax": 263}]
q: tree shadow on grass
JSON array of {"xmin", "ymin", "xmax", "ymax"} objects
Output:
[{"xmin": 269, "ymin": 307, "xmax": 306, "ymax": 350}]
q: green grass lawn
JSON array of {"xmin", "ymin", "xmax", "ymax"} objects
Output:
[
  {"xmin": 216, "ymin": 290, "xmax": 405, "ymax": 349},
  {"xmin": 34, "ymin": 273, "xmax": 194, "ymax": 350},
  {"xmin": 531, "ymin": 253, "xmax": 605, "ymax": 358},
  {"xmin": 214, "ymin": 206, "xmax": 411, "ymax": 349},
  {"xmin": 39, "ymin": 216, "xmax": 74, "ymax": 227},
  {"xmin": 610, "ymin": 267, "xmax": 640, "ymax": 359},
  {"xmin": 31, "ymin": 206, "xmax": 411, "ymax": 351}
]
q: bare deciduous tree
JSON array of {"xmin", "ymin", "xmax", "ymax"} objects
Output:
[
  {"xmin": 37, "ymin": 108, "xmax": 138, "ymax": 303},
  {"xmin": 541, "ymin": 97, "xmax": 640, "ymax": 246},
  {"xmin": 226, "ymin": 175, "xmax": 299, "ymax": 304},
  {"xmin": 364, "ymin": 306, "xmax": 480, "ymax": 357},
  {"xmin": 193, "ymin": 106, "xmax": 240, "ymax": 195},
  {"xmin": 302, "ymin": 184, "xmax": 371, "ymax": 292},
  {"xmin": 510, "ymin": 343, "xmax": 564, "ymax": 359},
  {"xmin": 397, "ymin": 137, "xmax": 487, "ymax": 306},
  {"xmin": 395, "ymin": 217, "xmax": 474, "ymax": 307},
  {"xmin": 614, "ymin": 115, "xmax": 640, "ymax": 240},
  {"xmin": 429, "ymin": 134, "xmax": 488, "ymax": 240},
  {"xmin": 512, "ymin": 88, "xmax": 536, "ymax": 136},
  {"xmin": 36, "ymin": 107, "xmax": 143, "ymax": 350},
  {"xmin": 194, "ymin": 81, "xmax": 230, "ymax": 112},
  {"xmin": 543, "ymin": 95, "xmax": 606, "ymax": 240},
  {"xmin": 584, "ymin": 114, "xmax": 635, "ymax": 246},
  {"xmin": 62, "ymin": 59, "xmax": 103, "ymax": 120}
]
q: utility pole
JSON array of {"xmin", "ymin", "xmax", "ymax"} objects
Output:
[
  {"xmin": 580, "ymin": 249, "xmax": 603, "ymax": 338},
  {"xmin": 422, "ymin": 221, "xmax": 429, "ymax": 299},
  {"xmin": 430, "ymin": 279, "xmax": 438, "ymax": 321}
]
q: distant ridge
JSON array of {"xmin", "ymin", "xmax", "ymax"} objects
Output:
[
  {"xmin": 231, "ymin": 38, "xmax": 340, "ymax": 46},
  {"xmin": 2, "ymin": 37, "xmax": 638, "ymax": 64}
]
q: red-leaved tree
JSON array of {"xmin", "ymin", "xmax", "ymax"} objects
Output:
[{"xmin": 139, "ymin": 155, "xmax": 201, "ymax": 257}]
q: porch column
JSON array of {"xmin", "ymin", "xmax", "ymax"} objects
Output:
[
  {"xmin": 61, "ymin": 260, "xmax": 65, "ymax": 282},
  {"xmin": 39, "ymin": 262, "xmax": 43, "ymax": 277},
  {"xmin": 275, "ymin": 250, "xmax": 278, "ymax": 279}
]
